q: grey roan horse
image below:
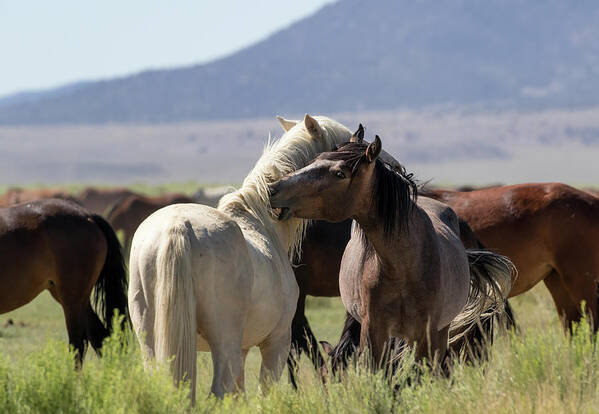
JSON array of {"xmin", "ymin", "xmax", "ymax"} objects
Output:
[{"xmin": 271, "ymin": 136, "xmax": 514, "ymax": 368}]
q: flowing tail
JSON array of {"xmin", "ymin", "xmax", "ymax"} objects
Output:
[
  {"xmin": 91, "ymin": 214, "xmax": 129, "ymax": 333},
  {"xmin": 153, "ymin": 223, "xmax": 197, "ymax": 399},
  {"xmin": 448, "ymin": 250, "xmax": 516, "ymax": 356},
  {"xmin": 325, "ymin": 312, "xmax": 362, "ymax": 374}
]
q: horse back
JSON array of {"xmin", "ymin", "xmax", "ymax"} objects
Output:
[
  {"xmin": 431, "ymin": 183, "xmax": 599, "ymax": 230},
  {"xmin": 429, "ymin": 183, "xmax": 599, "ymax": 296}
]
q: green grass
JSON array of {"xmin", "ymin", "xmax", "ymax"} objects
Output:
[
  {"xmin": 0, "ymin": 184, "xmax": 596, "ymax": 413},
  {"xmin": 0, "ymin": 283, "xmax": 597, "ymax": 413}
]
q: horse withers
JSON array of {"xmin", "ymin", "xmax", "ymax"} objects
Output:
[
  {"xmin": 0, "ymin": 198, "xmax": 129, "ymax": 365},
  {"xmin": 270, "ymin": 136, "xmax": 514, "ymax": 368}
]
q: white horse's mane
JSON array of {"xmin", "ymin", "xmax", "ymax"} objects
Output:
[{"xmin": 218, "ymin": 115, "xmax": 352, "ymax": 259}]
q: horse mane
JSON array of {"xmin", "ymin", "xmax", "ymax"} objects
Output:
[
  {"xmin": 218, "ymin": 116, "xmax": 352, "ymax": 259},
  {"xmin": 320, "ymin": 141, "xmax": 418, "ymax": 240}
]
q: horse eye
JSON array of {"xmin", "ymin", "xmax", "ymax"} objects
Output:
[{"xmin": 335, "ymin": 171, "xmax": 346, "ymax": 179}]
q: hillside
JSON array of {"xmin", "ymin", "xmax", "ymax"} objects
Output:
[
  {"xmin": 1, "ymin": 107, "xmax": 599, "ymax": 185},
  {"xmin": 1, "ymin": 0, "xmax": 598, "ymax": 124}
]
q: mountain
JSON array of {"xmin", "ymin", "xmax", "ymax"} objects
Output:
[
  {"xmin": 0, "ymin": 82, "xmax": 92, "ymax": 108},
  {"xmin": 1, "ymin": 0, "xmax": 598, "ymax": 125}
]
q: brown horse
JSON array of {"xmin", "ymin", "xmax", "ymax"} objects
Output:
[
  {"xmin": 0, "ymin": 198, "xmax": 129, "ymax": 364},
  {"xmin": 271, "ymin": 138, "xmax": 512, "ymax": 367},
  {"xmin": 0, "ymin": 187, "xmax": 77, "ymax": 207},
  {"xmin": 77, "ymin": 187, "xmax": 137, "ymax": 216},
  {"xmin": 107, "ymin": 193, "xmax": 194, "ymax": 250},
  {"xmin": 426, "ymin": 183, "xmax": 599, "ymax": 333},
  {"xmin": 289, "ymin": 215, "xmax": 503, "ymax": 377},
  {"xmin": 286, "ymin": 146, "xmax": 502, "ymax": 377}
]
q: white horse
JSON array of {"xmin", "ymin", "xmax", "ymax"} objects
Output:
[{"xmin": 128, "ymin": 114, "xmax": 353, "ymax": 401}]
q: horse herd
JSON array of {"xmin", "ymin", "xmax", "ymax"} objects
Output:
[{"xmin": 1, "ymin": 114, "xmax": 598, "ymax": 403}]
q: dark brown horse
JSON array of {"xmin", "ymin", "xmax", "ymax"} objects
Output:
[
  {"xmin": 427, "ymin": 183, "xmax": 599, "ymax": 333},
  {"xmin": 0, "ymin": 199, "xmax": 129, "ymax": 364},
  {"xmin": 107, "ymin": 193, "xmax": 193, "ymax": 250},
  {"xmin": 273, "ymin": 138, "xmax": 512, "ymax": 368}
]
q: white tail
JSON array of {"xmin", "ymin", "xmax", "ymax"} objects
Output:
[{"xmin": 153, "ymin": 223, "xmax": 197, "ymax": 400}]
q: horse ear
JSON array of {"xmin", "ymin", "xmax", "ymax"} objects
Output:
[
  {"xmin": 276, "ymin": 116, "xmax": 298, "ymax": 132},
  {"xmin": 320, "ymin": 341, "xmax": 334, "ymax": 355},
  {"xmin": 304, "ymin": 114, "xmax": 325, "ymax": 140},
  {"xmin": 366, "ymin": 135, "xmax": 382, "ymax": 163},
  {"xmin": 349, "ymin": 124, "xmax": 365, "ymax": 143}
]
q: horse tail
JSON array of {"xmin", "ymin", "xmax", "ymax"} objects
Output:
[
  {"xmin": 326, "ymin": 312, "xmax": 362, "ymax": 374},
  {"xmin": 153, "ymin": 223, "xmax": 197, "ymax": 392},
  {"xmin": 449, "ymin": 250, "xmax": 515, "ymax": 356},
  {"xmin": 503, "ymin": 299, "xmax": 517, "ymax": 331},
  {"xmin": 91, "ymin": 214, "xmax": 130, "ymax": 333}
]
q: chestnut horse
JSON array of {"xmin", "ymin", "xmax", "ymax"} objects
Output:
[
  {"xmin": 427, "ymin": 183, "xmax": 599, "ymax": 333},
  {"xmin": 0, "ymin": 199, "xmax": 129, "ymax": 364},
  {"xmin": 107, "ymin": 193, "xmax": 193, "ymax": 250},
  {"xmin": 271, "ymin": 138, "xmax": 513, "ymax": 366}
]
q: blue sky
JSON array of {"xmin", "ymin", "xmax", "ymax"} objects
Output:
[{"xmin": 0, "ymin": 0, "xmax": 335, "ymax": 97}]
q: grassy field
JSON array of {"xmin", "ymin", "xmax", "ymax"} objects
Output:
[
  {"xmin": 0, "ymin": 184, "xmax": 597, "ymax": 412},
  {"xmin": 0, "ymin": 280, "xmax": 597, "ymax": 413}
]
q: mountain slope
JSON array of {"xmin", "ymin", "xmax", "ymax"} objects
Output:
[{"xmin": 1, "ymin": 0, "xmax": 598, "ymax": 124}]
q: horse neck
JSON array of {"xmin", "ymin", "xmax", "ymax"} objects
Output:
[{"xmin": 353, "ymin": 199, "xmax": 429, "ymax": 280}]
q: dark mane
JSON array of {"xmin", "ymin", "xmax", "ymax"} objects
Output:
[{"xmin": 319, "ymin": 142, "xmax": 418, "ymax": 238}]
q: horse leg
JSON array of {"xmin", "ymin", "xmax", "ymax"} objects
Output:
[
  {"xmin": 63, "ymin": 304, "xmax": 89, "ymax": 367},
  {"xmin": 49, "ymin": 283, "xmax": 89, "ymax": 367},
  {"xmin": 128, "ymin": 264, "xmax": 156, "ymax": 361},
  {"xmin": 368, "ymin": 321, "xmax": 390, "ymax": 370},
  {"xmin": 552, "ymin": 258, "xmax": 599, "ymax": 332},
  {"xmin": 544, "ymin": 269, "xmax": 581, "ymax": 333},
  {"xmin": 413, "ymin": 320, "xmax": 444, "ymax": 366},
  {"xmin": 259, "ymin": 329, "xmax": 292, "ymax": 391},
  {"xmin": 235, "ymin": 350, "xmax": 249, "ymax": 392},
  {"xmin": 202, "ymin": 307, "xmax": 245, "ymax": 397},
  {"xmin": 210, "ymin": 343, "xmax": 243, "ymax": 397},
  {"xmin": 435, "ymin": 326, "xmax": 450, "ymax": 375}
]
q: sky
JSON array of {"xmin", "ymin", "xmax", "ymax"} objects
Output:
[{"xmin": 0, "ymin": 0, "xmax": 335, "ymax": 97}]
